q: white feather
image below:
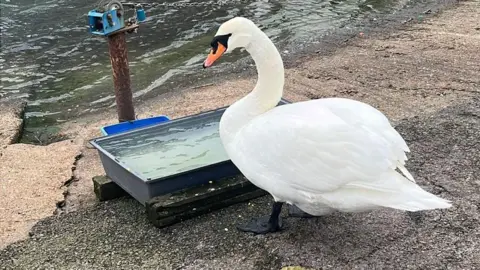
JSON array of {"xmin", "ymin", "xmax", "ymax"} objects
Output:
[{"xmin": 225, "ymin": 99, "xmax": 450, "ymax": 214}]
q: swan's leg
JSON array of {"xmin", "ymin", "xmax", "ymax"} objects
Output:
[
  {"xmin": 236, "ymin": 202, "xmax": 283, "ymax": 234},
  {"xmin": 287, "ymin": 204, "xmax": 316, "ymax": 218}
]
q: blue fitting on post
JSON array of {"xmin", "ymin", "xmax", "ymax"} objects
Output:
[{"xmin": 136, "ymin": 8, "xmax": 146, "ymax": 22}]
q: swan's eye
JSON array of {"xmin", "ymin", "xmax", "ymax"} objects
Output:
[
  {"xmin": 210, "ymin": 33, "xmax": 232, "ymax": 54},
  {"xmin": 210, "ymin": 40, "xmax": 219, "ymax": 54},
  {"xmin": 210, "ymin": 40, "xmax": 217, "ymax": 49}
]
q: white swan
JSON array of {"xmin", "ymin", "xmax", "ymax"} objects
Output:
[{"xmin": 202, "ymin": 17, "xmax": 452, "ymax": 234}]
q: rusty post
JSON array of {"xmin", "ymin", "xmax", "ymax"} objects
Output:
[{"xmin": 107, "ymin": 31, "xmax": 135, "ymax": 122}]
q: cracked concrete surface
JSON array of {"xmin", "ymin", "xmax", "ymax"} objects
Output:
[
  {"xmin": 0, "ymin": 101, "xmax": 83, "ymax": 249},
  {"xmin": 0, "ymin": 99, "xmax": 478, "ymax": 269},
  {"xmin": 0, "ymin": 140, "xmax": 82, "ymax": 250}
]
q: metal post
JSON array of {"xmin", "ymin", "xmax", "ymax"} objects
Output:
[{"xmin": 107, "ymin": 31, "xmax": 135, "ymax": 122}]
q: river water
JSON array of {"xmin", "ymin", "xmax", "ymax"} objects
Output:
[{"xmin": 1, "ymin": 0, "xmax": 405, "ymax": 131}]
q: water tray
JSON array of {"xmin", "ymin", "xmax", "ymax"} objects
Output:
[{"xmin": 90, "ymin": 98, "xmax": 290, "ymax": 205}]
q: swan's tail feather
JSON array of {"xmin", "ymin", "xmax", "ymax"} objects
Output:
[
  {"xmin": 382, "ymin": 194, "xmax": 452, "ymax": 212},
  {"xmin": 384, "ymin": 191, "xmax": 452, "ymax": 211},
  {"xmin": 384, "ymin": 171, "xmax": 452, "ymax": 211},
  {"xmin": 334, "ymin": 170, "xmax": 451, "ymax": 212},
  {"xmin": 397, "ymin": 163, "xmax": 416, "ymax": 183}
]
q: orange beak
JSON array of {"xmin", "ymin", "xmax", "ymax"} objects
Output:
[{"xmin": 203, "ymin": 42, "xmax": 227, "ymax": 68}]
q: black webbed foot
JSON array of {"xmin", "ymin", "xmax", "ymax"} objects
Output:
[
  {"xmin": 237, "ymin": 202, "xmax": 284, "ymax": 234},
  {"xmin": 288, "ymin": 204, "xmax": 316, "ymax": 218},
  {"xmin": 236, "ymin": 215, "xmax": 283, "ymax": 234}
]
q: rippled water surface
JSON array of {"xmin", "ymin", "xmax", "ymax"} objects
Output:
[{"xmin": 1, "ymin": 0, "xmax": 404, "ymax": 128}]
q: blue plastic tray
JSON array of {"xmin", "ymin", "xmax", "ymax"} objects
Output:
[
  {"xmin": 100, "ymin": 115, "xmax": 170, "ymax": 136},
  {"xmin": 90, "ymin": 99, "xmax": 291, "ymax": 205}
]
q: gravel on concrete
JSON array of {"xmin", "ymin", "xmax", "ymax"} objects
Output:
[
  {"xmin": 0, "ymin": 98, "xmax": 478, "ymax": 269},
  {"xmin": 0, "ymin": 94, "xmax": 82, "ymax": 250},
  {"xmin": 0, "ymin": 140, "xmax": 82, "ymax": 249}
]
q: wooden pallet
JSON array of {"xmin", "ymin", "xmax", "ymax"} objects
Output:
[{"xmin": 92, "ymin": 175, "xmax": 267, "ymax": 228}]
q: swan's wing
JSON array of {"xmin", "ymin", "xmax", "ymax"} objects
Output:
[{"xmin": 229, "ymin": 99, "xmax": 412, "ymax": 195}]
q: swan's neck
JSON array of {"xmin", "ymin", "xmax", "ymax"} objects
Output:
[
  {"xmin": 220, "ymin": 30, "xmax": 284, "ymax": 144},
  {"xmin": 246, "ymin": 31, "xmax": 284, "ymax": 110}
]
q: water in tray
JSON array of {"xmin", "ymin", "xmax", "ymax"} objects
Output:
[{"xmin": 99, "ymin": 120, "xmax": 229, "ymax": 181}]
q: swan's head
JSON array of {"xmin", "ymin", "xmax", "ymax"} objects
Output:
[{"xmin": 203, "ymin": 17, "xmax": 258, "ymax": 68}]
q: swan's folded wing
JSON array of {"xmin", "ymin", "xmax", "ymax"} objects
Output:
[{"xmin": 229, "ymin": 102, "xmax": 404, "ymax": 194}]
